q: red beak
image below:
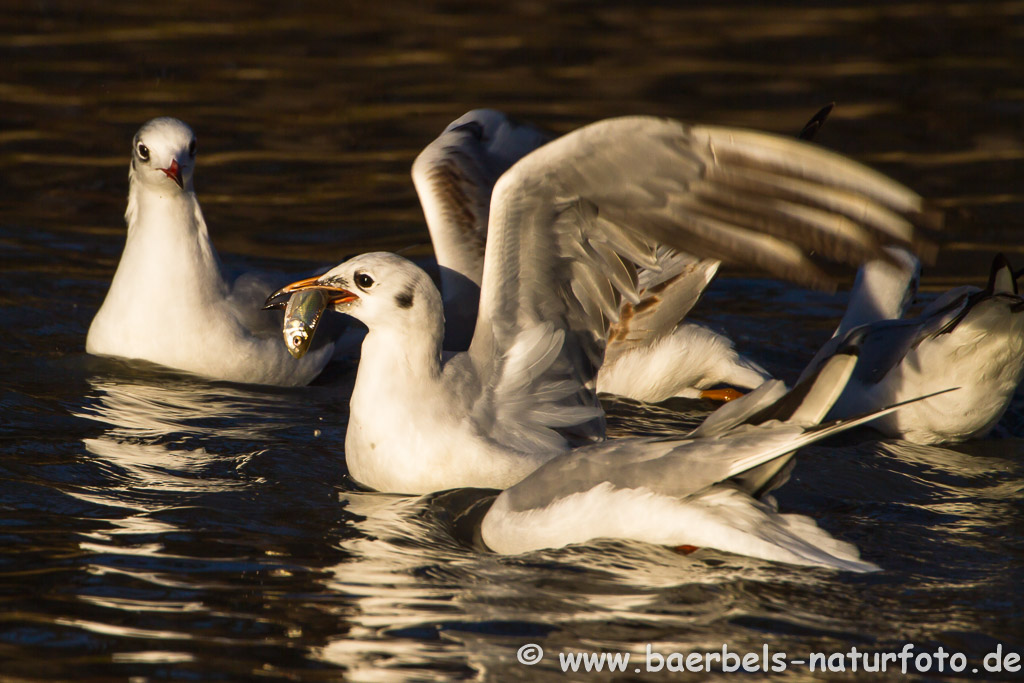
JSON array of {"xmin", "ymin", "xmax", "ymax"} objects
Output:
[{"xmin": 159, "ymin": 159, "xmax": 183, "ymax": 188}]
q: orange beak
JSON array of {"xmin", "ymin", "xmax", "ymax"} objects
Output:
[
  {"xmin": 159, "ymin": 159, "xmax": 183, "ymax": 188},
  {"xmin": 263, "ymin": 275, "xmax": 358, "ymax": 310}
]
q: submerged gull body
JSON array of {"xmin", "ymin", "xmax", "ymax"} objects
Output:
[
  {"xmin": 271, "ymin": 114, "xmax": 939, "ymax": 495},
  {"xmin": 87, "ymin": 117, "xmax": 334, "ymax": 386},
  {"xmin": 803, "ymin": 250, "xmax": 1024, "ymax": 444}
]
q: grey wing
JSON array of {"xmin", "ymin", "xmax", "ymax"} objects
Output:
[
  {"xmin": 466, "ymin": 116, "xmax": 938, "ymax": 451},
  {"xmin": 412, "ymin": 109, "xmax": 553, "ymax": 349},
  {"xmin": 495, "ymin": 434, "xmax": 790, "ymax": 515},
  {"xmin": 502, "ymin": 354, "xmax": 914, "ymax": 517},
  {"xmin": 838, "ymin": 291, "xmax": 973, "ymax": 387},
  {"xmin": 501, "ymin": 412, "xmax": 870, "ymax": 515},
  {"xmin": 228, "ymin": 270, "xmax": 288, "ymax": 337}
]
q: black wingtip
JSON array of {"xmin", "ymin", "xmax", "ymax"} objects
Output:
[
  {"xmin": 451, "ymin": 120, "xmax": 485, "ymax": 141},
  {"xmin": 987, "ymin": 253, "xmax": 1018, "ymax": 296},
  {"xmin": 797, "ymin": 102, "xmax": 836, "ymax": 141}
]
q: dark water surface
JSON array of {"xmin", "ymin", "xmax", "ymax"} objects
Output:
[{"xmin": 2, "ymin": 1, "xmax": 1024, "ymax": 680}]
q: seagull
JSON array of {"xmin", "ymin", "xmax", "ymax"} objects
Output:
[
  {"xmin": 270, "ymin": 114, "xmax": 938, "ymax": 494},
  {"xmin": 480, "ymin": 342, "xmax": 909, "ymax": 571},
  {"xmin": 801, "ymin": 249, "xmax": 1024, "ymax": 444},
  {"xmin": 410, "ymin": 108, "xmax": 844, "ymax": 403},
  {"xmin": 86, "ymin": 117, "xmax": 335, "ymax": 386}
]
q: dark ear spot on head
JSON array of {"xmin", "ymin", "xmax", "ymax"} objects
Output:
[
  {"xmin": 325, "ymin": 275, "xmax": 349, "ymax": 290},
  {"xmin": 452, "ymin": 120, "xmax": 484, "ymax": 140},
  {"xmin": 395, "ymin": 287, "xmax": 415, "ymax": 309}
]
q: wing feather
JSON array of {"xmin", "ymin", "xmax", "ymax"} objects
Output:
[
  {"xmin": 466, "ymin": 116, "xmax": 937, "ymax": 447},
  {"xmin": 412, "ymin": 109, "xmax": 553, "ymax": 288},
  {"xmin": 605, "ymin": 252, "xmax": 719, "ymax": 366}
]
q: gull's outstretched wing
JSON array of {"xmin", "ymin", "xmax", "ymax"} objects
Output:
[
  {"xmin": 412, "ymin": 109, "xmax": 553, "ymax": 348},
  {"xmin": 412, "ymin": 109, "xmax": 554, "ymax": 285},
  {"xmin": 463, "ymin": 116, "xmax": 939, "ymax": 450},
  {"xmin": 413, "ymin": 111, "xmax": 721, "ymax": 357}
]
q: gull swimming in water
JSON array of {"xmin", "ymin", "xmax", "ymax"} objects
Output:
[
  {"xmin": 480, "ymin": 340, "xmax": 925, "ymax": 571},
  {"xmin": 801, "ymin": 249, "xmax": 1024, "ymax": 444},
  {"xmin": 86, "ymin": 117, "xmax": 335, "ymax": 386},
  {"xmin": 270, "ymin": 114, "xmax": 938, "ymax": 495},
  {"xmin": 412, "ymin": 109, "xmax": 772, "ymax": 402}
]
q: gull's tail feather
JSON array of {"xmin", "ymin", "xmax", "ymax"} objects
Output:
[
  {"xmin": 747, "ymin": 344, "xmax": 860, "ymax": 428},
  {"xmin": 709, "ymin": 326, "xmax": 955, "ymax": 499},
  {"xmin": 692, "ymin": 337, "xmax": 862, "ymax": 441},
  {"xmin": 685, "ymin": 488, "xmax": 878, "ymax": 571},
  {"xmin": 766, "ymin": 508, "xmax": 880, "ymax": 572}
]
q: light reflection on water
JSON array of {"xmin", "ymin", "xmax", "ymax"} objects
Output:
[{"xmin": 2, "ymin": 0, "xmax": 1024, "ymax": 679}]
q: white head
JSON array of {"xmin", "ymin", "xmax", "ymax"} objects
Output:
[
  {"xmin": 130, "ymin": 117, "xmax": 197, "ymax": 193},
  {"xmin": 270, "ymin": 252, "xmax": 445, "ymax": 340}
]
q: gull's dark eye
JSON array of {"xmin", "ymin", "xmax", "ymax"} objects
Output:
[
  {"xmin": 137, "ymin": 143, "xmax": 150, "ymax": 161},
  {"xmin": 355, "ymin": 272, "xmax": 374, "ymax": 290},
  {"xmin": 188, "ymin": 139, "xmax": 196, "ymax": 158}
]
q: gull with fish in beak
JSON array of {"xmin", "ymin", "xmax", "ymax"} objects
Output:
[
  {"xmin": 268, "ymin": 114, "xmax": 942, "ymax": 497},
  {"xmin": 266, "ymin": 232, "xmax": 954, "ymax": 572}
]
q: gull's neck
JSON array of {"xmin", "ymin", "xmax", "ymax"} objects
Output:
[
  {"xmin": 116, "ymin": 176, "xmax": 227, "ymax": 304},
  {"xmin": 87, "ymin": 176, "xmax": 229, "ymax": 359},
  {"xmin": 345, "ymin": 298, "xmax": 455, "ymax": 492},
  {"xmin": 355, "ymin": 316, "xmax": 444, "ymax": 389}
]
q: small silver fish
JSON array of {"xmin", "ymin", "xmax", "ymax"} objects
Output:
[{"xmin": 281, "ymin": 289, "xmax": 329, "ymax": 359}]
